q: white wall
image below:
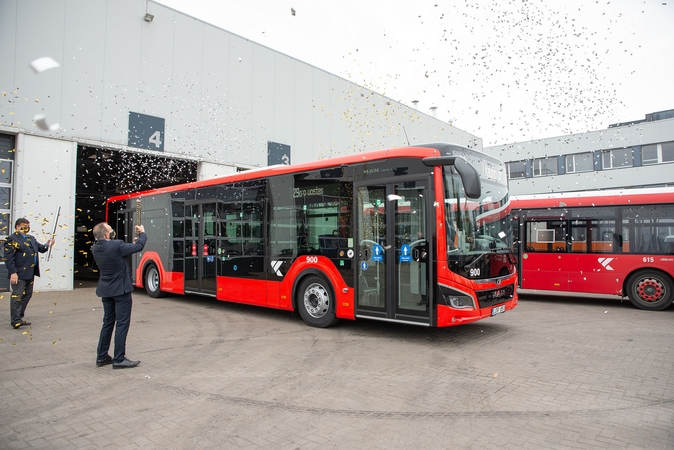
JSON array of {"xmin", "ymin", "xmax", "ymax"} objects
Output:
[{"xmin": 14, "ymin": 134, "xmax": 76, "ymax": 291}]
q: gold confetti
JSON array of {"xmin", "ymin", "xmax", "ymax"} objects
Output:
[
  {"xmin": 493, "ymin": 373, "xmax": 498, "ymax": 378},
  {"xmin": 52, "ymin": 341, "xmax": 57, "ymax": 345},
  {"xmin": 22, "ymin": 331, "xmax": 28, "ymax": 335}
]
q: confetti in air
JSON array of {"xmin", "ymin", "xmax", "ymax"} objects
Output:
[
  {"xmin": 33, "ymin": 114, "xmax": 60, "ymax": 132},
  {"xmin": 29, "ymin": 56, "xmax": 60, "ymax": 74}
]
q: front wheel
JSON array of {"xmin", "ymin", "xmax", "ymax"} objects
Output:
[
  {"xmin": 626, "ymin": 270, "xmax": 674, "ymax": 311},
  {"xmin": 144, "ymin": 263, "xmax": 166, "ymax": 298},
  {"xmin": 296, "ymin": 275, "xmax": 339, "ymax": 328}
]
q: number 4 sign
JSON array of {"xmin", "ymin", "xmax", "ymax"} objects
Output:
[{"xmin": 128, "ymin": 112, "xmax": 165, "ymax": 151}]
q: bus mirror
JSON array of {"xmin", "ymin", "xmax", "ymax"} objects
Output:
[
  {"xmin": 421, "ymin": 155, "xmax": 481, "ymax": 199},
  {"xmin": 453, "ymin": 157, "xmax": 481, "ymax": 199}
]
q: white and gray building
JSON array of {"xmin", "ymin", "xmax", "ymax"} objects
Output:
[{"xmin": 485, "ymin": 109, "xmax": 674, "ymax": 196}]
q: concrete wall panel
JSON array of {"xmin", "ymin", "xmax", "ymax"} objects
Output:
[
  {"xmin": 199, "ymin": 25, "xmax": 230, "ymax": 164},
  {"xmin": 62, "ymin": 0, "xmax": 107, "ymax": 141},
  {"xmin": 272, "ymin": 53, "xmax": 296, "ymax": 156},
  {"xmin": 14, "ymin": 134, "xmax": 75, "ymax": 291},
  {"xmin": 251, "ymin": 45, "xmax": 275, "ymax": 167}
]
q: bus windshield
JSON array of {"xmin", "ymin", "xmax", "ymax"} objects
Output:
[{"xmin": 443, "ymin": 164, "xmax": 514, "ymax": 279}]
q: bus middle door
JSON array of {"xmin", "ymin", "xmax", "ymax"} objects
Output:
[{"xmin": 184, "ymin": 202, "xmax": 217, "ymax": 295}]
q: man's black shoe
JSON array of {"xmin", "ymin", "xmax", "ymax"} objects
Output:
[
  {"xmin": 12, "ymin": 323, "xmax": 22, "ymax": 329},
  {"xmin": 112, "ymin": 358, "xmax": 140, "ymax": 369},
  {"xmin": 96, "ymin": 355, "xmax": 113, "ymax": 367},
  {"xmin": 20, "ymin": 321, "xmax": 31, "ymax": 326}
]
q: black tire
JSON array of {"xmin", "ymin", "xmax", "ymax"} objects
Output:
[
  {"xmin": 144, "ymin": 263, "xmax": 166, "ymax": 298},
  {"xmin": 296, "ymin": 275, "xmax": 339, "ymax": 328},
  {"xmin": 626, "ymin": 270, "xmax": 674, "ymax": 311}
]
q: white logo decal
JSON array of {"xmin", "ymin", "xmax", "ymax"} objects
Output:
[
  {"xmin": 598, "ymin": 257, "xmax": 614, "ymax": 271},
  {"xmin": 271, "ymin": 260, "xmax": 283, "ymax": 276}
]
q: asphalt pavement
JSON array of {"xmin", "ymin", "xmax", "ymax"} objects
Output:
[{"xmin": 1, "ymin": 282, "xmax": 673, "ymax": 449}]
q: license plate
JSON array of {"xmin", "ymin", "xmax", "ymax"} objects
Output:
[{"xmin": 491, "ymin": 305, "xmax": 506, "ymax": 316}]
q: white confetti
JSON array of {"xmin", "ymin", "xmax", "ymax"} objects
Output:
[
  {"xmin": 33, "ymin": 114, "xmax": 60, "ymax": 132},
  {"xmin": 30, "ymin": 56, "xmax": 60, "ymax": 74}
]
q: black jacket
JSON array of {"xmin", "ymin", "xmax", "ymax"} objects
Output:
[
  {"xmin": 92, "ymin": 233, "xmax": 147, "ymax": 298},
  {"xmin": 4, "ymin": 232, "xmax": 49, "ymax": 280}
]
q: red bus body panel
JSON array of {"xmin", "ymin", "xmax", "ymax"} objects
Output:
[
  {"xmin": 217, "ymin": 277, "xmax": 269, "ymax": 306},
  {"xmin": 520, "ymin": 253, "xmax": 674, "ymax": 296}
]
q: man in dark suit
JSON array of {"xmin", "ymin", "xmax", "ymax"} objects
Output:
[
  {"xmin": 92, "ymin": 222, "xmax": 146, "ymax": 369},
  {"xmin": 4, "ymin": 218, "xmax": 54, "ymax": 329}
]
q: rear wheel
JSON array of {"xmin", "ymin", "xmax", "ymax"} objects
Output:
[
  {"xmin": 626, "ymin": 270, "xmax": 674, "ymax": 311},
  {"xmin": 296, "ymin": 275, "xmax": 339, "ymax": 328},
  {"xmin": 144, "ymin": 263, "xmax": 166, "ymax": 298}
]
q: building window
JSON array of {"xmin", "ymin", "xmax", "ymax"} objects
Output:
[
  {"xmin": 662, "ymin": 141, "xmax": 674, "ymax": 162},
  {"xmin": 601, "ymin": 148, "xmax": 633, "ymax": 169},
  {"xmin": 640, "ymin": 142, "xmax": 674, "ymax": 165},
  {"xmin": 507, "ymin": 161, "xmax": 526, "ymax": 179},
  {"xmin": 642, "ymin": 144, "xmax": 658, "ymax": 165},
  {"xmin": 565, "ymin": 152, "xmax": 593, "ymax": 173},
  {"xmin": 0, "ymin": 157, "xmax": 13, "ymax": 237},
  {"xmin": 532, "ymin": 157, "xmax": 558, "ymax": 177}
]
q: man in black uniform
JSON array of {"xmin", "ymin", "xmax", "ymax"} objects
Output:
[
  {"xmin": 92, "ymin": 222, "xmax": 146, "ymax": 369},
  {"xmin": 4, "ymin": 218, "xmax": 54, "ymax": 329}
]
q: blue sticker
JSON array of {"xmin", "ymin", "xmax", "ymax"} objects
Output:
[
  {"xmin": 361, "ymin": 261, "xmax": 369, "ymax": 271},
  {"xmin": 400, "ymin": 244, "xmax": 412, "ymax": 263},
  {"xmin": 233, "ymin": 265, "xmax": 238, "ymax": 271},
  {"xmin": 372, "ymin": 244, "xmax": 384, "ymax": 262},
  {"xmin": 206, "ymin": 256, "xmax": 214, "ymax": 263}
]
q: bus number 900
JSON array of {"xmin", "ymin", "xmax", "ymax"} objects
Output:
[
  {"xmin": 306, "ymin": 256, "xmax": 319, "ymax": 264},
  {"xmin": 469, "ymin": 268, "xmax": 480, "ymax": 277}
]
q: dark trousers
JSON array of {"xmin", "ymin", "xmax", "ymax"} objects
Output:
[
  {"xmin": 10, "ymin": 278, "xmax": 34, "ymax": 326},
  {"xmin": 96, "ymin": 292, "xmax": 133, "ymax": 363}
]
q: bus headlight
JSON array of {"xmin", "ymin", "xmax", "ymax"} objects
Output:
[
  {"xmin": 447, "ymin": 295, "xmax": 475, "ymax": 309},
  {"xmin": 438, "ymin": 284, "xmax": 476, "ymax": 310}
]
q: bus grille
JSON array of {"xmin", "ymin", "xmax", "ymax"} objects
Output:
[{"xmin": 475, "ymin": 284, "xmax": 514, "ymax": 308}]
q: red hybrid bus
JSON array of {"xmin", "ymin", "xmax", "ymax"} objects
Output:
[
  {"xmin": 511, "ymin": 188, "xmax": 674, "ymax": 310},
  {"xmin": 106, "ymin": 143, "xmax": 518, "ymax": 327}
]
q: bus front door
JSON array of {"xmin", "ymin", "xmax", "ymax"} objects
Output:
[
  {"xmin": 184, "ymin": 202, "xmax": 217, "ymax": 295},
  {"xmin": 355, "ymin": 178, "xmax": 432, "ymax": 326}
]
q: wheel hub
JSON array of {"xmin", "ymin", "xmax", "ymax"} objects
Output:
[
  {"xmin": 636, "ymin": 278, "xmax": 664, "ymax": 302},
  {"xmin": 304, "ymin": 284, "xmax": 329, "ymax": 319}
]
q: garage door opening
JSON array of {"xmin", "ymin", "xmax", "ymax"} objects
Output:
[{"xmin": 75, "ymin": 146, "xmax": 196, "ymax": 280}]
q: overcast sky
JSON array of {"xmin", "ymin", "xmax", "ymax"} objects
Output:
[{"xmin": 154, "ymin": 0, "xmax": 674, "ymax": 146}]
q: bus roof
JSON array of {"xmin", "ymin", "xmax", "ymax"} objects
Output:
[
  {"xmin": 107, "ymin": 143, "xmax": 478, "ymax": 203},
  {"xmin": 511, "ymin": 187, "xmax": 674, "ymax": 209}
]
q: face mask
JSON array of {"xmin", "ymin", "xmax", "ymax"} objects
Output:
[{"xmin": 108, "ymin": 230, "xmax": 116, "ymax": 240}]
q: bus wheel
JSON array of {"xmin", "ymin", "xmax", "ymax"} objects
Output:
[
  {"xmin": 145, "ymin": 263, "xmax": 166, "ymax": 298},
  {"xmin": 626, "ymin": 270, "xmax": 674, "ymax": 311},
  {"xmin": 296, "ymin": 276, "xmax": 339, "ymax": 328}
]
